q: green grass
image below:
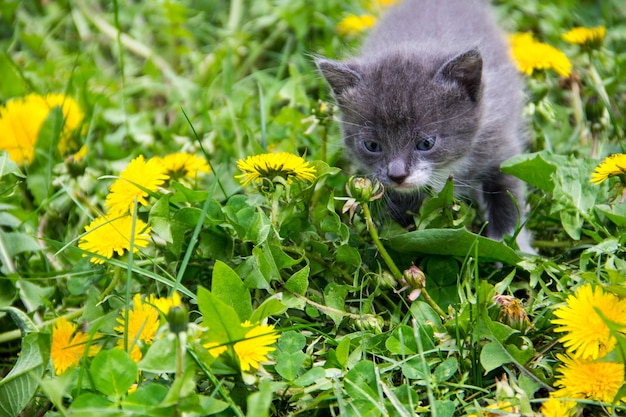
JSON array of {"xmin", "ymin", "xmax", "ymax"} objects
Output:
[{"xmin": 1, "ymin": 0, "xmax": 626, "ymax": 416}]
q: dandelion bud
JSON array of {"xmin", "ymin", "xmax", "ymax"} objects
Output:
[
  {"xmin": 585, "ymin": 95, "xmax": 604, "ymax": 126},
  {"xmin": 346, "ymin": 176, "xmax": 384, "ymax": 203},
  {"xmin": 167, "ymin": 304, "xmax": 189, "ymax": 335}
]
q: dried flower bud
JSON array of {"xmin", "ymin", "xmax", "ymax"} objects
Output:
[{"xmin": 493, "ymin": 293, "xmax": 531, "ymax": 332}]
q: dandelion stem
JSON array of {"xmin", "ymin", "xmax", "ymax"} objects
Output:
[{"xmin": 361, "ymin": 203, "xmax": 446, "ymax": 318}]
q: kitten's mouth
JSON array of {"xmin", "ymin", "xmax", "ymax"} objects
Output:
[{"xmin": 388, "ymin": 182, "xmax": 419, "ymax": 193}]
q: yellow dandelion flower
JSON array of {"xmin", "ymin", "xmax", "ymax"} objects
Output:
[
  {"xmin": 235, "ymin": 152, "xmax": 316, "ymax": 187},
  {"xmin": 336, "ymin": 14, "xmax": 376, "ymax": 36},
  {"xmin": 78, "ymin": 214, "xmax": 152, "ymax": 264},
  {"xmin": 467, "ymin": 401, "xmax": 518, "ymax": 417},
  {"xmin": 105, "ymin": 155, "xmax": 169, "ymax": 215},
  {"xmin": 590, "ymin": 153, "xmax": 626, "ymax": 184},
  {"xmin": 115, "ymin": 293, "xmax": 161, "ymax": 362},
  {"xmin": 540, "ymin": 396, "xmax": 577, "ymax": 417},
  {"xmin": 552, "ymin": 284, "xmax": 626, "ymax": 360},
  {"xmin": 51, "ymin": 317, "xmax": 100, "ymax": 375},
  {"xmin": 152, "ymin": 152, "xmax": 211, "ymax": 180},
  {"xmin": 233, "ymin": 323, "xmax": 280, "ymax": 372},
  {"xmin": 203, "ymin": 342, "xmax": 228, "ymax": 358},
  {"xmin": 509, "ymin": 32, "xmax": 572, "ymax": 77},
  {"xmin": 562, "ymin": 26, "xmax": 606, "ymax": 48},
  {"xmin": 0, "ymin": 93, "xmax": 83, "ymax": 164},
  {"xmin": 147, "ymin": 292, "xmax": 182, "ymax": 315},
  {"xmin": 71, "ymin": 144, "xmax": 89, "ymax": 163},
  {"xmin": 553, "ymin": 354, "xmax": 624, "ymax": 404},
  {"xmin": 44, "ymin": 93, "xmax": 84, "ymax": 155}
]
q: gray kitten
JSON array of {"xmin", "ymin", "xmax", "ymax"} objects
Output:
[{"xmin": 317, "ymin": 0, "xmax": 531, "ymax": 248}]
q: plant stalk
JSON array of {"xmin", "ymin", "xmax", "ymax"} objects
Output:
[{"xmin": 361, "ymin": 203, "xmax": 447, "ymax": 318}]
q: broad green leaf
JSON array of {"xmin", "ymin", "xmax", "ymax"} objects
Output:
[
  {"xmin": 138, "ymin": 337, "xmax": 178, "ymax": 373},
  {"xmin": 335, "ymin": 337, "xmax": 351, "ymax": 369},
  {"xmin": 501, "ymin": 152, "xmax": 557, "ymax": 192},
  {"xmin": 433, "ymin": 400, "xmax": 456, "ymax": 417},
  {"xmin": 275, "ymin": 350, "xmax": 306, "ymax": 381},
  {"xmin": 480, "ymin": 341, "xmax": 510, "ymax": 374},
  {"xmin": 433, "ymin": 358, "xmax": 458, "ymax": 383},
  {"xmin": 122, "ymin": 383, "xmax": 169, "ymax": 414},
  {"xmin": 2, "ymin": 306, "xmax": 37, "ymax": 335},
  {"xmin": 344, "ymin": 360, "xmax": 378, "ymax": 402},
  {"xmin": 275, "ymin": 332, "xmax": 307, "ymax": 380},
  {"xmin": 16, "ymin": 279, "xmax": 54, "ymax": 312},
  {"xmin": 249, "ymin": 297, "xmax": 287, "ymax": 324},
  {"xmin": 284, "ymin": 265, "xmax": 309, "ymax": 295},
  {"xmin": 386, "ymin": 326, "xmax": 417, "ymax": 355},
  {"xmin": 0, "ymin": 231, "xmax": 41, "ymax": 258},
  {"xmin": 196, "ymin": 286, "xmax": 246, "ymax": 344},
  {"xmin": 387, "ymin": 228, "xmax": 522, "ymax": 265},
  {"xmin": 323, "ymin": 283, "xmax": 349, "ymax": 325},
  {"xmin": 69, "ymin": 393, "xmax": 115, "ymax": 411},
  {"xmin": 0, "ymin": 332, "xmax": 50, "ymax": 417},
  {"xmin": 90, "ymin": 350, "xmax": 137, "ymax": 398},
  {"xmin": 246, "ymin": 380, "xmax": 273, "ymax": 417},
  {"xmin": 149, "ymin": 194, "xmax": 173, "ymax": 243},
  {"xmin": 212, "ymin": 260, "xmax": 252, "ymax": 321},
  {"xmin": 294, "ymin": 367, "xmax": 326, "ymax": 387}
]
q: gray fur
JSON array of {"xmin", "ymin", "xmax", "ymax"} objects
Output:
[{"xmin": 316, "ymin": 0, "xmax": 529, "ymax": 245}]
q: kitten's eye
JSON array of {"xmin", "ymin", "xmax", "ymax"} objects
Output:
[
  {"xmin": 363, "ymin": 140, "xmax": 383, "ymax": 153},
  {"xmin": 416, "ymin": 137, "xmax": 436, "ymax": 151}
]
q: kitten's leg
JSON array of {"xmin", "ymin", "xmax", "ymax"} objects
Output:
[{"xmin": 482, "ymin": 172, "xmax": 533, "ymax": 252}]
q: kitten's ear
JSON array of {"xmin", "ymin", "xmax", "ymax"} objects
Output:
[
  {"xmin": 315, "ymin": 58, "xmax": 362, "ymax": 96},
  {"xmin": 436, "ymin": 49, "xmax": 483, "ymax": 101}
]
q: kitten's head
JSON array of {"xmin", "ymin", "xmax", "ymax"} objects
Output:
[{"xmin": 316, "ymin": 49, "xmax": 484, "ymax": 193}]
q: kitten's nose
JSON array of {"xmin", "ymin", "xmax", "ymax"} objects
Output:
[{"xmin": 387, "ymin": 161, "xmax": 408, "ymax": 185}]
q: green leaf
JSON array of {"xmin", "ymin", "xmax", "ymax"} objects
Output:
[
  {"xmin": 480, "ymin": 341, "xmax": 511, "ymax": 374},
  {"xmin": 433, "ymin": 357, "xmax": 458, "ymax": 383},
  {"xmin": 0, "ymin": 152, "xmax": 25, "ymax": 179},
  {"xmin": 0, "ymin": 231, "xmax": 41, "ymax": 258},
  {"xmin": 248, "ymin": 298, "xmax": 287, "ymax": 324},
  {"xmin": 212, "ymin": 260, "xmax": 252, "ymax": 321},
  {"xmin": 387, "ymin": 228, "xmax": 522, "ymax": 265},
  {"xmin": 2, "ymin": 306, "xmax": 37, "ymax": 335},
  {"xmin": 335, "ymin": 337, "xmax": 351, "ymax": 369},
  {"xmin": 500, "ymin": 152, "xmax": 557, "ymax": 192},
  {"xmin": 294, "ymin": 367, "xmax": 326, "ymax": 387},
  {"xmin": 275, "ymin": 331, "xmax": 307, "ymax": 381},
  {"xmin": 70, "ymin": 393, "xmax": 115, "ymax": 411},
  {"xmin": 122, "ymin": 383, "xmax": 169, "ymax": 413},
  {"xmin": 0, "ymin": 332, "xmax": 50, "ymax": 417},
  {"xmin": 196, "ymin": 286, "xmax": 246, "ymax": 344},
  {"xmin": 386, "ymin": 326, "xmax": 417, "ymax": 355},
  {"xmin": 344, "ymin": 361, "xmax": 379, "ymax": 403},
  {"xmin": 284, "ymin": 265, "xmax": 309, "ymax": 295},
  {"xmin": 90, "ymin": 350, "xmax": 137, "ymax": 398},
  {"xmin": 246, "ymin": 380, "xmax": 273, "ymax": 417},
  {"xmin": 149, "ymin": 194, "xmax": 173, "ymax": 243},
  {"xmin": 138, "ymin": 337, "xmax": 177, "ymax": 373}
]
